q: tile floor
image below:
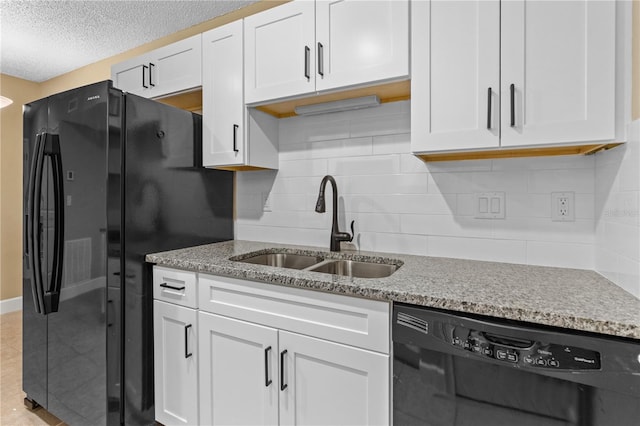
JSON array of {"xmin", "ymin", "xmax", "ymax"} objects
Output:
[{"xmin": 1, "ymin": 311, "xmax": 65, "ymax": 426}]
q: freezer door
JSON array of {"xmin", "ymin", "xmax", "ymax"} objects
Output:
[
  {"xmin": 23, "ymin": 96, "xmax": 49, "ymax": 409},
  {"xmin": 43, "ymin": 82, "xmax": 111, "ymax": 425}
]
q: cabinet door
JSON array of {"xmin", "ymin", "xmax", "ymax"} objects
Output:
[
  {"xmin": 111, "ymin": 59, "xmax": 149, "ymax": 96},
  {"xmin": 153, "ymin": 300, "xmax": 198, "ymax": 426},
  {"xmin": 315, "ymin": 0, "xmax": 409, "ymax": 92},
  {"xmin": 199, "ymin": 312, "xmax": 279, "ymax": 426},
  {"xmin": 411, "ymin": 0, "xmax": 500, "ymax": 153},
  {"xmin": 501, "ymin": 0, "xmax": 616, "ymax": 147},
  {"xmin": 279, "ymin": 331, "xmax": 389, "ymax": 426},
  {"xmin": 148, "ymin": 34, "xmax": 202, "ymax": 99},
  {"xmin": 244, "ymin": 0, "xmax": 316, "ymax": 104},
  {"xmin": 202, "ymin": 21, "xmax": 246, "ymax": 167}
]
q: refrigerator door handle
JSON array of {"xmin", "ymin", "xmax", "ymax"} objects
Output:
[
  {"xmin": 42, "ymin": 133, "xmax": 64, "ymax": 314},
  {"xmin": 26, "ymin": 133, "xmax": 46, "ymax": 314}
]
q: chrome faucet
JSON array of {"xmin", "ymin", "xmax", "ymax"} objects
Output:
[{"xmin": 315, "ymin": 175, "xmax": 354, "ymax": 252}]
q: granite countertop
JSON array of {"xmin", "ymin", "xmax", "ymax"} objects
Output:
[{"xmin": 146, "ymin": 240, "xmax": 640, "ymax": 340}]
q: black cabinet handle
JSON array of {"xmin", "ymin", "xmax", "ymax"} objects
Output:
[
  {"xmin": 160, "ymin": 283, "xmax": 185, "ymax": 291},
  {"xmin": 317, "ymin": 42, "xmax": 324, "ymax": 77},
  {"xmin": 265, "ymin": 346, "xmax": 272, "ymax": 387},
  {"xmin": 184, "ymin": 324, "xmax": 192, "ymax": 358},
  {"xmin": 487, "ymin": 87, "xmax": 492, "ymax": 129},
  {"xmin": 304, "ymin": 46, "xmax": 310, "ymax": 80},
  {"xmin": 142, "ymin": 65, "xmax": 149, "ymax": 88},
  {"xmin": 149, "ymin": 63, "xmax": 155, "ymax": 87},
  {"xmin": 233, "ymin": 124, "xmax": 239, "ymax": 153},
  {"xmin": 510, "ymin": 83, "xmax": 515, "ymax": 127},
  {"xmin": 280, "ymin": 349, "xmax": 288, "ymax": 391}
]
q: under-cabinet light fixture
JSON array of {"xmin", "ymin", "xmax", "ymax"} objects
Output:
[
  {"xmin": 294, "ymin": 95, "xmax": 380, "ymax": 116},
  {"xmin": 0, "ymin": 96, "xmax": 13, "ymax": 109}
]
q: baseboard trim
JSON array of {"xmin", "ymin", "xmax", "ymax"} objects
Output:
[{"xmin": 0, "ymin": 296, "xmax": 22, "ymax": 314}]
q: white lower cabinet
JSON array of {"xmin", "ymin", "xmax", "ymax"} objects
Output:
[
  {"xmin": 198, "ymin": 312, "xmax": 389, "ymax": 426},
  {"xmin": 278, "ymin": 330, "xmax": 389, "ymax": 426},
  {"xmin": 198, "ymin": 312, "xmax": 279, "ymax": 425},
  {"xmin": 153, "ymin": 300, "xmax": 199, "ymax": 426},
  {"xmin": 153, "ymin": 267, "xmax": 391, "ymax": 425}
]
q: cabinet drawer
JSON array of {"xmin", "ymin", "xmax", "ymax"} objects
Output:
[
  {"xmin": 153, "ymin": 266, "xmax": 197, "ymax": 308},
  {"xmin": 198, "ymin": 274, "xmax": 390, "ymax": 354}
]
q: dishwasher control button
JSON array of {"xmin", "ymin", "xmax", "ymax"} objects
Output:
[
  {"xmin": 463, "ymin": 342, "xmax": 472, "ymax": 350},
  {"xmin": 496, "ymin": 349, "xmax": 518, "ymax": 363},
  {"xmin": 483, "ymin": 348, "xmax": 493, "ymax": 357},
  {"xmin": 548, "ymin": 359, "xmax": 560, "ymax": 368},
  {"xmin": 524, "ymin": 355, "xmax": 534, "ymax": 365},
  {"xmin": 453, "ymin": 337, "xmax": 461, "ymax": 346},
  {"xmin": 536, "ymin": 358, "xmax": 547, "ymax": 366}
]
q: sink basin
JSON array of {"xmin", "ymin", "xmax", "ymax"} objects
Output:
[
  {"xmin": 307, "ymin": 259, "xmax": 397, "ymax": 278},
  {"xmin": 237, "ymin": 253, "xmax": 324, "ymax": 270}
]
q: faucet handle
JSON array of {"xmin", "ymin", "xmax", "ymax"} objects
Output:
[{"xmin": 348, "ymin": 220, "xmax": 355, "ymax": 242}]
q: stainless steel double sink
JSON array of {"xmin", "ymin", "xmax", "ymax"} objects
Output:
[{"xmin": 232, "ymin": 251, "xmax": 400, "ymax": 279}]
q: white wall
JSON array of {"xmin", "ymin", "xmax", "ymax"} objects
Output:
[
  {"xmin": 595, "ymin": 119, "xmax": 640, "ymax": 298},
  {"xmin": 236, "ymin": 100, "xmax": 604, "ymax": 271}
]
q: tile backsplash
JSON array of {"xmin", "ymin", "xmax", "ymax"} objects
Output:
[
  {"xmin": 595, "ymin": 119, "xmax": 640, "ymax": 298},
  {"xmin": 236, "ymin": 101, "xmax": 639, "ymax": 297}
]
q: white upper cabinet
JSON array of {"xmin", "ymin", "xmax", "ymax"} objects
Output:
[
  {"xmin": 315, "ymin": 0, "xmax": 409, "ymax": 92},
  {"xmin": 412, "ymin": 0, "xmax": 618, "ymax": 155},
  {"xmin": 411, "ymin": 0, "xmax": 500, "ymax": 152},
  {"xmin": 202, "ymin": 21, "xmax": 279, "ymax": 170},
  {"xmin": 202, "ymin": 21, "xmax": 246, "ymax": 167},
  {"xmin": 244, "ymin": 0, "xmax": 409, "ymax": 105},
  {"xmin": 111, "ymin": 35, "xmax": 202, "ymax": 99},
  {"xmin": 500, "ymin": 0, "xmax": 616, "ymax": 147},
  {"xmin": 244, "ymin": 1, "xmax": 316, "ymax": 104}
]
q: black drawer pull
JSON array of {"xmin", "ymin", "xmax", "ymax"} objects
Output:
[
  {"xmin": 160, "ymin": 283, "xmax": 185, "ymax": 291},
  {"xmin": 280, "ymin": 349, "xmax": 288, "ymax": 391},
  {"xmin": 304, "ymin": 46, "xmax": 310, "ymax": 80},
  {"xmin": 184, "ymin": 324, "xmax": 192, "ymax": 358},
  {"xmin": 487, "ymin": 87, "xmax": 492, "ymax": 129},
  {"xmin": 142, "ymin": 64, "xmax": 149, "ymax": 88},
  {"xmin": 265, "ymin": 346, "xmax": 272, "ymax": 387},
  {"xmin": 510, "ymin": 83, "xmax": 515, "ymax": 127}
]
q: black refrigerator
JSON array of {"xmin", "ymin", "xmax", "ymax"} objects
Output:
[{"xmin": 22, "ymin": 80, "xmax": 234, "ymax": 425}]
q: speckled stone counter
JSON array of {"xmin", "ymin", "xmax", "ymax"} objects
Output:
[{"xmin": 146, "ymin": 240, "xmax": 640, "ymax": 340}]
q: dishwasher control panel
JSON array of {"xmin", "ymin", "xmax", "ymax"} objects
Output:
[{"xmin": 449, "ymin": 327, "xmax": 601, "ymax": 370}]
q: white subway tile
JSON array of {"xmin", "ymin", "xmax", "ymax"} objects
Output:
[
  {"xmin": 372, "ymin": 133, "xmax": 411, "ymax": 155},
  {"xmin": 328, "ymin": 154, "xmax": 400, "ymax": 176},
  {"xmin": 528, "ymin": 168, "xmax": 595, "ymax": 194},
  {"xmin": 236, "ymin": 224, "xmax": 327, "ymax": 248},
  {"xmin": 310, "ymin": 137, "xmax": 372, "ymax": 159},
  {"xmin": 526, "ymin": 241, "xmax": 594, "ymax": 270},
  {"xmin": 400, "ymin": 153, "xmax": 429, "ymax": 174},
  {"xmin": 611, "ymin": 256, "xmax": 640, "ymax": 299},
  {"xmin": 472, "ymin": 171, "xmax": 528, "ymax": 193},
  {"xmin": 491, "ymin": 218, "xmax": 595, "ymax": 244},
  {"xmin": 357, "ymin": 232, "xmax": 428, "ymax": 256},
  {"xmin": 279, "ymin": 158, "xmax": 328, "ymax": 178},
  {"xmin": 343, "ymin": 174, "xmax": 427, "ymax": 195},
  {"xmin": 351, "ymin": 213, "xmax": 401, "ymax": 233},
  {"xmin": 506, "ymin": 193, "xmax": 551, "ymax": 218},
  {"xmin": 400, "ymin": 214, "xmax": 493, "ymax": 238},
  {"xmin": 349, "ymin": 114, "xmax": 410, "ymax": 138},
  {"xmin": 427, "ymin": 236, "xmax": 527, "ymax": 264},
  {"xmin": 428, "ymin": 173, "xmax": 474, "ymax": 194}
]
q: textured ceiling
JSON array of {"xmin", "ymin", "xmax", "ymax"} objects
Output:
[{"xmin": 1, "ymin": 0, "xmax": 258, "ymax": 82}]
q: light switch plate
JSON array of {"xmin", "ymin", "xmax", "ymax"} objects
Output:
[{"xmin": 475, "ymin": 192, "xmax": 505, "ymax": 219}]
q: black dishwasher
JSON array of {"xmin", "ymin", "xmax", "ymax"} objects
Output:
[{"xmin": 393, "ymin": 303, "xmax": 640, "ymax": 426}]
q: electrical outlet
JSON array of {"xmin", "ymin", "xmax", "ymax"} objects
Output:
[
  {"xmin": 262, "ymin": 192, "xmax": 272, "ymax": 212},
  {"xmin": 551, "ymin": 192, "xmax": 575, "ymax": 222}
]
